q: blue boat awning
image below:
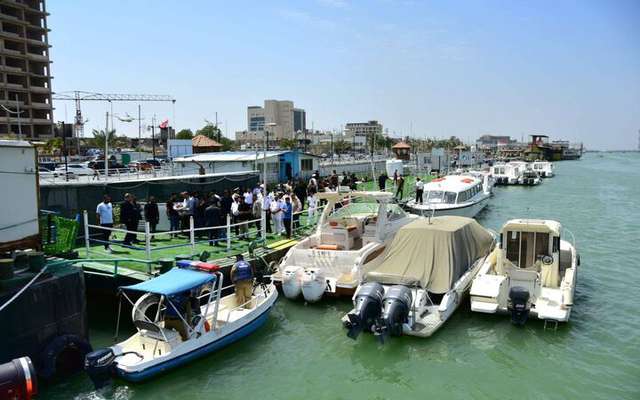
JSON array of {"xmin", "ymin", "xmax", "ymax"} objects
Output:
[{"xmin": 121, "ymin": 268, "xmax": 215, "ymax": 296}]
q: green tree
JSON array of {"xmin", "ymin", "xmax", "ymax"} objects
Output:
[
  {"xmin": 279, "ymin": 138, "xmax": 298, "ymax": 150},
  {"xmin": 176, "ymin": 128, "xmax": 193, "ymax": 140},
  {"xmin": 218, "ymin": 136, "xmax": 234, "ymax": 151},
  {"xmin": 333, "ymin": 139, "xmax": 351, "ymax": 154},
  {"xmin": 91, "ymin": 129, "xmax": 117, "ymax": 149},
  {"xmin": 196, "ymin": 123, "xmax": 222, "ymax": 141}
]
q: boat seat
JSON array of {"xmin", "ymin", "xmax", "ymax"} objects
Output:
[
  {"xmin": 134, "ymin": 320, "xmax": 181, "ymax": 343},
  {"xmin": 507, "ymin": 268, "xmax": 539, "ymax": 294}
]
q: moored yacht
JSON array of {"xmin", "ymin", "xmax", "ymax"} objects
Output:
[
  {"xmin": 470, "ymin": 219, "xmax": 579, "ymax": 325},
  {"xmin": 490, "ymin": 162, "xmax": 523, "ymax": 185},
  {"xmin": 405, "ymin": 175, "xmax": 491, "ymax": 218},
  {"xmin": 272, "ymin": 190, "xmax": 418, "ymax": 302},
  {"xmin": 342, "ymin": 216, "xmax": 495, "ymax": 341},
  {"xmin": 518, "ymin": 167, "xmax": 542, "ymax": 186},
  {"xmin": 530, "ymin": 160, "xmax": 554, "ymax": 178}
]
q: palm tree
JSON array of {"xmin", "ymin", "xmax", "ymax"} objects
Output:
[{"xmin": 91, "ymin": 129, "xmax": 117, "ymax": 149}]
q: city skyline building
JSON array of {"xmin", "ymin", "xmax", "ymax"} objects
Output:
[{"xmin": 0, "ymin": 0, "xmax": 53, "ymax": 138}]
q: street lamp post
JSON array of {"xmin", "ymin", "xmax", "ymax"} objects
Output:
[{"xmin": 264, "ymin": 122, "xmax": 277, "ymax": 190}]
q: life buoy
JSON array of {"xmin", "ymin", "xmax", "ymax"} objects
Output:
[
  {"xmin": 461, "ymin": 178, "xmax": 473, "ymax": 183},
  {"xmin": 38, "ymin": 334, "xmax": 93, "ymax": 380},
  {"xmin": 432, "ymin": 177, "xmax": 445, "ymax": 182}
]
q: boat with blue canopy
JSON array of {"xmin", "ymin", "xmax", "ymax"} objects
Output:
[{"xmin": 84, "ymin": 266, "xmax": 277, "ymax": 387}]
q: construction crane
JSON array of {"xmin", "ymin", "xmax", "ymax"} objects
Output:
[{"xmin": 52, "ymin": 91, "xmax": 176, "ymax": 139}]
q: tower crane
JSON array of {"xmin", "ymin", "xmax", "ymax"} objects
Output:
[{"xmin": 52, "ymin": 91, "xmax": 176, "ymax": 139}]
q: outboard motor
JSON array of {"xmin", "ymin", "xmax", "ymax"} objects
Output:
[
  {"xmin": 374, "ymin": 285, "xmax": 413, "ymax": 342},
  {"xmin": 85, "ymin": 348, "xmax": 116, "ymax": 389},
  {"xmin": 344, "ymin": 282, "xmax": 385, "ymax": 340},
  {"xmin": 508, "ymin": 286, "xmax": 531, "ymax": 326},
  {"xmin": 0, "ymin": 357, "xmax": 37, "ymax": 400}
]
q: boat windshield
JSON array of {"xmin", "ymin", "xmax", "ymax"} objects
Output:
[
  {"xmin": 330, "ymin": 200, "xmax": 378, "ymax": 219},
  {"xmin": 385, "ymin": 203, "xmax": 407, "ymax": 221}
]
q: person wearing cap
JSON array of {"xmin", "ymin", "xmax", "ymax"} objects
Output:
[{"xmin": 230, "ymin": 254, "xmax": 254, "ymax": 308}]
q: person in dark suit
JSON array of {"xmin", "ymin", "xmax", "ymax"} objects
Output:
[{"xmin": 121, "ymin": 193, "xmax": 140, "ymax": 245}]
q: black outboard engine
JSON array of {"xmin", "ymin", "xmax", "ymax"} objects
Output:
[
  {"xmin": 85, "ymin": 348, "xmax": 116, "ymax": 389},
  {"xmin": 344, "ymin": 282, "xmax": 384, "ymax": 340},
  {"xmin": 508, "ymin": 286, "xmax": 531, "ymax": 326},
  {"xmin": 374, "ymin": 285, "xmax": 413, "ymax": 343}
]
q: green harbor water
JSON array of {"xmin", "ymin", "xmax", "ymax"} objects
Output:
[{"xmin": 44, "ymin": 153, "xmax": 640, "ymax": 400}]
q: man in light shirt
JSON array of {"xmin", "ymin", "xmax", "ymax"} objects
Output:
[{"xmin": 96, "ymin": 194, "xmax": 114, "ymax": 253}]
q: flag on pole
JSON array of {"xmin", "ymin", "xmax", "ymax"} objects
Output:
[{"xmin": 159, "ymin": 119, "xmax": 169, "ymax": 129}]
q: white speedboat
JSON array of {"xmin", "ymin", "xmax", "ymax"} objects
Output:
[
  {"xmin": 342, "ymin": 216, "xmax": 495, "ymax": 340},
  {"xmin": 405, "ymin": 175, "xmax": 491, "ymax": 218},
  {"xmin": 470, "ymin": 219, "xmax": 579, "ymax": 325},
  {"xmin": 530, "ymin": 160, "xmax": 554, "ymax": 178},
  {"xmin": 273, "ymin": 190, "xmax": 418, "ymax": 302},
  {"xmin": 518, "ymin": 167, "xmax": 542, "ymax": 186},
  {"xmin": 85, "ymin": 265, "xmax": 277, "ymax": 387},
  {"xmin": 491, "ymin": 162, "xmax": 523, "ymax": 185}
]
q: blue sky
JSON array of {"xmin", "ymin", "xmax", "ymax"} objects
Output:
[{"xmin": 48, "ymin": 0, "xmax": 639, "ymax": 150}]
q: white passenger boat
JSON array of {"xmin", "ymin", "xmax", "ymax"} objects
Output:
[
  {"xmin": 85, "ymin": 265, "xmax": 277, "ymax": 387},
  {"xmin": 405, "ymin": 175, "xmax": 491, "ymax": 218},
  {"xmin": 272, "ymin": 190, "xmax": 418, "ymax": 302},
  {"xmin": 530, "ymin": 160, "xmax": 554, "ymax": 178},
  {"xmin": 491, "ymin": 162, "xmax": 523, "ymax": 185},
  {"xmin": 342, "ymin": 216, "xmax": 495, "ymax": 340},
  {"xmin": 470, "ymin": 219, "xmax": 579, "ymax": 325}
]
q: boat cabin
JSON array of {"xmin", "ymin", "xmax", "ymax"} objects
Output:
[
  {"xmin": 498, "ymin": 219, "xmax": 564, "ymax": 288},
  {"xmin": 423, "ymin": 176, "xmax": 484, "ymax": 205}
]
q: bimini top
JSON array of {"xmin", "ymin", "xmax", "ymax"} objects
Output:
[
  {"xmin": 365, "ymin": 216, "xmax": 494, "ymax": 293},
  {"xmin": 502, "ymin": 219, "xmax": 561, "ymax": 236},
  {"xmin": 121, "ymin": 267, "xmax": 215, "ymax": 296}
]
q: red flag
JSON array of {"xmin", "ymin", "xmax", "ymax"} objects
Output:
[{"xmin": 159, "ymin": 119, "xmax": 169, "ymax": 129}]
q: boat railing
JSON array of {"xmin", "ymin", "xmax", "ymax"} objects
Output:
[{"xmin": 562, "ymin": 227, "xmax": 577, "ymax": 250}]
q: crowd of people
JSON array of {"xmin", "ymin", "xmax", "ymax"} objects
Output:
[{"xmin": 95, "ymin": 169, "xmax": 370, "ymax": 250}]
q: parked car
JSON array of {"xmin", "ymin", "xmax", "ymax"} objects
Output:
[
  {"xmin": 128, "ymin": 161, "xmax": 154, "ymax": 171},
  {"xmin": 55, "ymin": 163, "xmax": 95, "ymax": 176},
  {"xmin": 144, "ymin": 158, "xmax": 161, "ymax": 169}
]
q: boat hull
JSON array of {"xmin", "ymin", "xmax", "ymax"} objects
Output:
[
  {"xmin": 116, "ymin": 297, "xmax": 276, "ymax": 382},
  {"xmin": 407, "ymin": 196, "xmax": 489, "ymax": 219}
]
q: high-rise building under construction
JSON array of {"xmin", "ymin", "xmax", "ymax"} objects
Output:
[{"xmin": 0, "ymin": 0, "xmax": 53, "ymax": 138}]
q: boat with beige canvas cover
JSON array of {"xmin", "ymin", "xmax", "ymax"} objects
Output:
[{"xmin": 342, "ymin": 216, "xmax": 496, "ymax": 341}]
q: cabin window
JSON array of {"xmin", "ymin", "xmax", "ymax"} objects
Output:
[
  {"xmin": 519, "ymin": 232, "xmax": 536, "ymax": 268},
  {"xmin": 553, "ymin": 236, "xmax": 560, "ymax": 252},
  {"xmin": 506, "ymin": 231, "xmax": 520, "ymax": 265},
  {"xmin": 535, "ymin": 232, "xmax": 550, "ymax": 258},
  {"xmin": 445, "ymin": 192, "xmax": 457, "ymax": 203},
  {"xmin": 427, "ymin": 190, "xmax": 444, "ymax": 202}
]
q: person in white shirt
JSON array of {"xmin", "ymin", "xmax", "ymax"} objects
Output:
[
  {"xmin": 262, "ymin": 192, "xmax": 272, "ymax": 233},
  {"xmin": 307, "ymin": 193, "xmax": 317, "ymax": 223},
  {"xmin": 96, "ymin": 194, "xmax": 114, "ymax": 253},
  {"xmin": 415, "ymin": 177, "xmax": 424, "ymax": 204},
  {"xmin": 243, "ymin": 188, "xmax": 253, "ymax": 206},
  {"xmin": 270, "ymin": 194, "xmax": 283, "ymax": 234}
]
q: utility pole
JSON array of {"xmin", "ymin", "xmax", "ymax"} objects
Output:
[
  {"xmin": 151, "ymin": 115, "xmax": 156, "ymax": 160},
  {"xmin": 105, "ymin": 112, "xmax": 109, "ymax": 178},
  {"xmin": 138, "ymin": 104, "xmax": 142, "ymax": 160}
]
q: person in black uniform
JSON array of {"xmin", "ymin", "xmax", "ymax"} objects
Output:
[{"xmin": 121, "ymin": 193, "xmax": 140, "ymax": 245}]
